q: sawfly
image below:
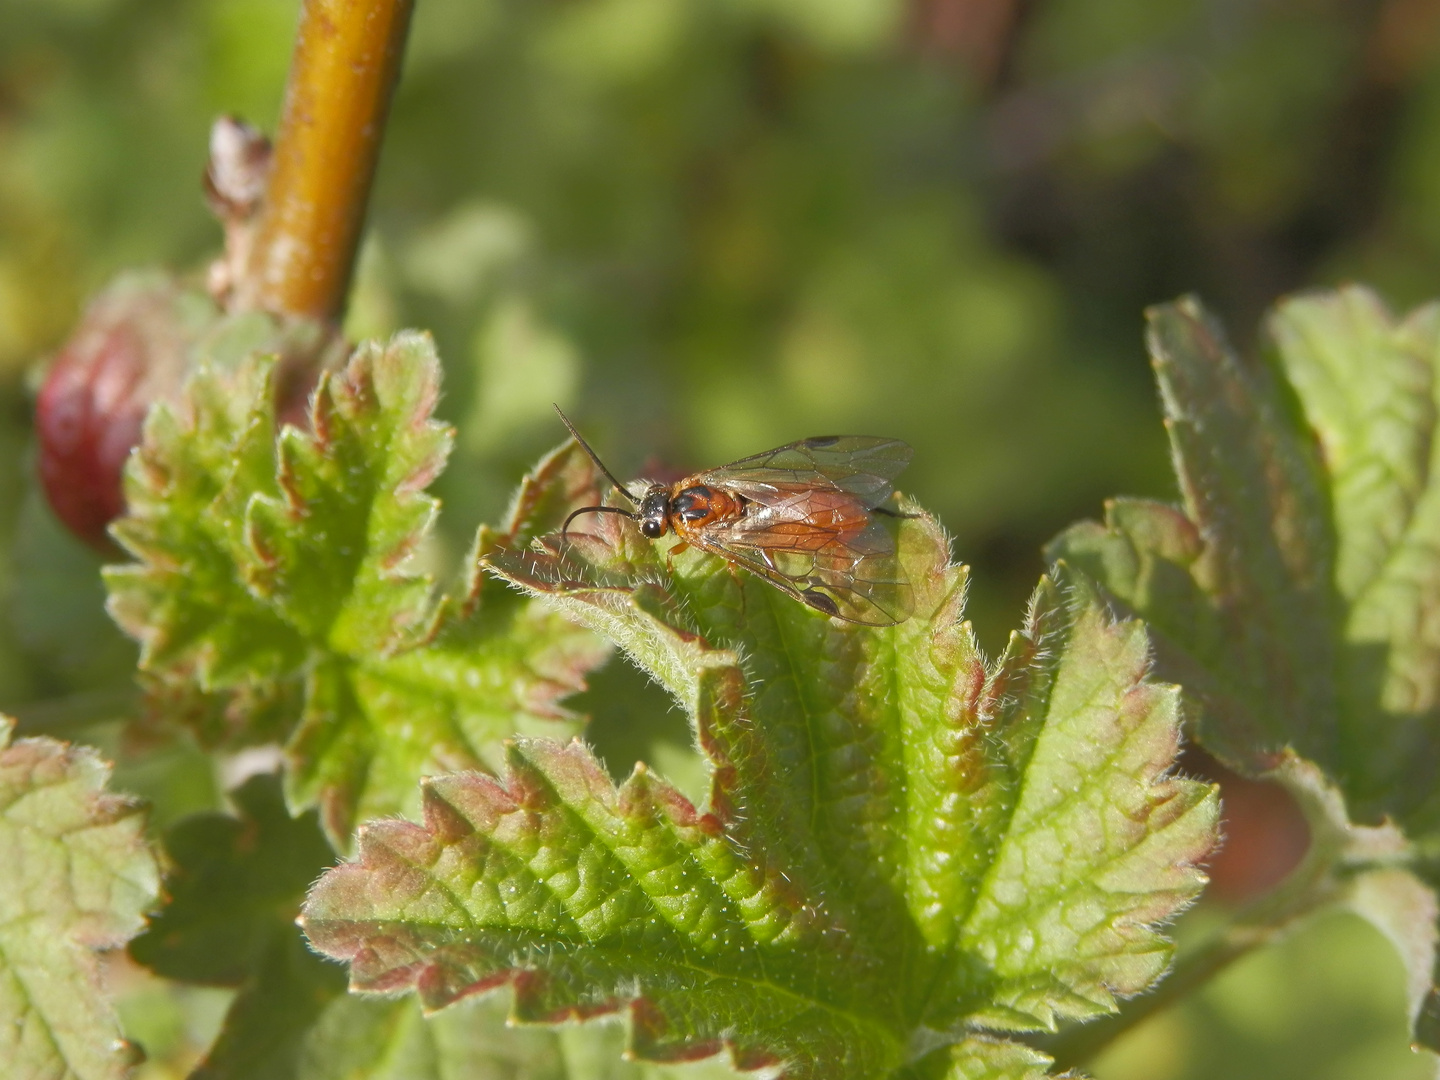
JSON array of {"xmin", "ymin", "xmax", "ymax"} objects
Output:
[{"xmin": 556, "ymin": 406, "xmax": 915, "ymax": 625}]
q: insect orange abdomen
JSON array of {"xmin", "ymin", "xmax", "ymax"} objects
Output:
[{"xmin": 762, "ymin": 489, "xmax": 870, "ymax": 550}]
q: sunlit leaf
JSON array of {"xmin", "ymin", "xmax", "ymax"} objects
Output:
[
  {"xmin": 0, "ymin": 717, "xmax": 159, "ymax": 1080},
  {"xmin": 1048, "ymin": 286, "xmax": 1440, "ymax": 1052},
  {"xmin": 103, "ymin": 336, "xmax": 608, "ymax": 847},
  {"xmin": 301, "ymin": 463, "xmax": 1216, "ymax": 1078}
]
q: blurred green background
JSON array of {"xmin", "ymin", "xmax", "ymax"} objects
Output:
[{"xmin": 2, "ymin": 0, "xmax": 1439, "ymax": 1077}]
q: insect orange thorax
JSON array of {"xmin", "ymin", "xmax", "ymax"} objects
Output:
[{"xmin": 638, "ymin": 483, "xmax": 743, "ymax": 539}]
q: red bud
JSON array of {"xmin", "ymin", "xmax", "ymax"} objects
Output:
[
  {"xmin": 36, "ymin": 257, "xmax": 347, "ymax": 552},
  {"xmin": 36, "ymin": 276, "xmax": 203, "ymax": 550}
]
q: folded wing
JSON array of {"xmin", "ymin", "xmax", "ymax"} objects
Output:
[
  {"xmin": 700, "ymin": 435, "xmax": 912, "ymax": 510},
  {"xmin": 690, "ymin": 483, "xmax": 913, "ymax": 625}
]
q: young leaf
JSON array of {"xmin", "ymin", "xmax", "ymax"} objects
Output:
[
  {"xmin": 1047, "ymin": 286, "xmax": 1440, "ymax": 1050},
  {"xmin": 927, "ymin": 1038, "xmax": 1055, "ymax": 1080},
  {"xmin": 302, "ymin": 478, "xmax": 1217, "ymax": 1078},
  {"xmin": 103, "ymin": 335, "xmax": 608, "ymax": 846},
  {"xmin": 0, "ymin": 716, "xmax": 159, "ymax": 1080}
]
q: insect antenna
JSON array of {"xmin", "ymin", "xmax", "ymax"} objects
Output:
[
  {"xmin": 553, "ymin": 404, "xmax": 639, "ymax": 507},
  {"xmin": 561, "ymin": 504, "xmax": 637, "ymax": 544}
]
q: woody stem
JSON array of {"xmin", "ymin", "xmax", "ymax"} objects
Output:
[{"xmin": 234, "ymin": 0, "xmax": 415, "ymax": 322}]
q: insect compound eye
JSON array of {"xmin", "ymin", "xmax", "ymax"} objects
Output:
[{"xmin": 641, "ymin": 520, "xmax": 664, "ymax": 539}]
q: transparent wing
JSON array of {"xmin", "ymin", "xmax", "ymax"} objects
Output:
[
  {"xmin": 688, "ymin": 489, "xmax": 914, "ymax": 625},
  {"xmin": 699, "ymin": 435, "xmax": 912, "ymax": 509}
]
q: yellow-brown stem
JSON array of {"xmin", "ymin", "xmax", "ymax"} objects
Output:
[{"xmin": 236, "ymin": 0, "xmax": 414, "ymax": 322}]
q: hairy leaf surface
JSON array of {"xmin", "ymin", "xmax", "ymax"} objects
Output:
[
  {"xmin": 0, "ymin": 717, "xmax": 159, "ymax": 1080},
  {"xmin": 103, "ymin": 336, "xmax": 607, "ymax": 846},
  {"xmin": 303, "ymin": 460, "xmax": 1216, "ymax": 1078}
]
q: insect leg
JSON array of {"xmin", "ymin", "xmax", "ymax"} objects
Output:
[
  {"xmin": 870, "ymin": 504, "xmax": 921, "ymax": 520},
  {"xmin": 661, "ymin": 541, "xmax": 691, "ymax": 580}
]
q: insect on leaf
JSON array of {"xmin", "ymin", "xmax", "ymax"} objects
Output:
[
  {"xmin": 562, "ymin": 417, "xmax": 916, "ymax": 625},
  {"xmin": 300, "ymin": 449, "xmax": 1217, "ymax": 1079}
]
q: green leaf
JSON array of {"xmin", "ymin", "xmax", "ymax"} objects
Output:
[
  {"xmin": 1343, "ymin": 868, "xmax": 1439, "ymax": 1054},
  {"xmin": 191, "ymin": 927, "xmax": 346, "ymax": 1080},
  {"xmin": 107, "ymin": 356, "xmax": 300, "ymax": 685},
  {"xmin": 293, "ymin": 993, "xmax": 746, "ymax": 1080},
  {"xmin": 1275, "ymin": 753, "xmax": 1440, "ymax": 1063},
  {"xmin": 1050, "ymin": 299, "xmax": 1340, "ymax": 774},
  {"xmin": 128, "ymin": 773, "xmax": 345, "ymax": 1080},
  {"xmin": 292, "ymin": 997, "xmax": 551, "ymax": 1080},
  {"xmin": 0, "ymin": 716, "xmax": 159, "ymax": 1080},
  {"xmin": 1047, "ymin": 286, "xmax": 1440, "ymax": 1051},
  {"xmin": 1050, "ymin": 288, "xmax": 1440, "ymax": 827},
  {"xmin": 129, "ymin": 772, "xmax": 333, "ymax": 983},
  {"xmin": 104, "ymin": 335, "xmax": 608, "ymax": 847},
  {"xmin": 934, "ymin": 1038, "xmax": 1055, "ymax": 1080},
  {"xmin": 301, "ymin": 475, "xmax": 1217, "ymax": 1078}
]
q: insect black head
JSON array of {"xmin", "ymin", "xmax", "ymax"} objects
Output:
[{"xmin": 638, "ymin": 486, "xmax": 670, "ymax": 540}]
